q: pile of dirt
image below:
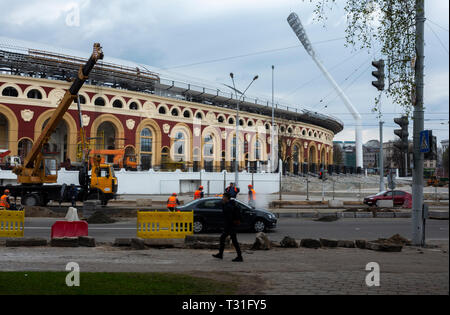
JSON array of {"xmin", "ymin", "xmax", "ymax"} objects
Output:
[
  {"xmin": 86, "ymin": 211, "xmax": 116, "ymax": 224},
  {"xmin": 373, "ymin": 234, "xmax": 411, "ymax": 246}
]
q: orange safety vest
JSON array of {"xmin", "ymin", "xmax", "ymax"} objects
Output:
[
  {"xmin": 194, "ymin": 190, "xmax": 202, "ymax": 200},
  {"xmin": 248, "ymin": 189, "xmax": 256, "ymax": 201},
  {"xmin": 0, "ymin": 195, "xmax": 10, "ymax": 209},
  {"xmin": 167, "ymin": 196, "xmax": 178, "ymax": 208}
]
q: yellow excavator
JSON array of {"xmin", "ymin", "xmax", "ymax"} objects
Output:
[{"xmin": 1, "ymin": 43, "xmax": 117, "ymax": 206}]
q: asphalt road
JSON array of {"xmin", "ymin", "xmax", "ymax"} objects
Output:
[{"xmin": 13, "ymin": 217, "xmax": 449, "ymax": 243}]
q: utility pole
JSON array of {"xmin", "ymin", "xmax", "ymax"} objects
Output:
[
  {"xmin": 379, "ymin": 120, "xmax": 384, "ymax": 192},
  {"xmin": 271, "ymin": 65, "xmax": 275, "ymax": 173},
  {"xmin": 412, "ymin": 0, "xmax": 425, "ymax": 246}
]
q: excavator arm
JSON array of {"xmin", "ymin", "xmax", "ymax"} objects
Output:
[{"xmin": 13, "ymin": 43, "xmax": 103, "ymax": 184}]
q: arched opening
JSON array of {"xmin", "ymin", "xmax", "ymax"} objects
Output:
[
  {"xmin": 183, "ymin": 110, "xmax": 191, "ymax": 118},
  {"xmin": 292, "ymin": 144, "xmax": 300, "ymax": 174},
  {"xmin": 27, "ymin": 89, "xmax": 43, "ymax": 99},
  {"xmin": 94, "ymin": 97, "xmax": 106, "ymax": 106},
  {"xmin": 218, "ymin": 115, "xmax": 225, "ymax": 123},
  {"xmin": 42, "ymin": 118, "xmax": 68, "ymax": 166},
  {"xmin": 308, "ymin": 145, "xmax": 317, "ymax": 173},
  {"xmin": 172, "ymin": 131, "xmax": 187, "ymax": 162},
  {"xmin": 203, "ymin": 134, "xmax": 214, "ymax": 172},
  {"xmin": 113, "ymin": 99, "xmax": 123, "ymax": 108},
  {"xmin": 171, "ymin": 108, "xmax": 179, "ymax": 116},
  {"xmin": 18, "ymin": 138, "xmax": 33, "ymax": 160},
  {"xmin": 140, "ymin": 127, "xmax": 153, "ymax": 170},
  {"xmin": 161, "ymin": 147, "xmax": 170, "ymax": 168},
  {"xmin": 129, "ymin": 102, "xmax": 138, "ymax": 110},
  {"xmin": 96, "ymin": 121, "xmax": 117, "ymax": 151},
  {"xmin": 158, "ymin": 106, "xmax": 166, "ymax": 114},
  {"xmin": 0, "ymin": 114, "xmax": 8, "ymax": 150},
  {"xmin": 2, "ymin": 87, "xmax": 18, "ymax": 97}
]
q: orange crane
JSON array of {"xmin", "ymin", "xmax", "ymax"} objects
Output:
[
  {"xmin": 2, "ymin": 43, "xmax": 118, "ymax": 206},
  {"xmin": 89, "ymin": 149, "xmax": 137, "ymax": 170}
]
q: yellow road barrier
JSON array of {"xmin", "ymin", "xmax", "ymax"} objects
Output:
[
  {"xmin": 0, "ymin": 210, "xmax": 25, "ymax": 237},
  {"xmin": 137, "ymin": 211, "xmax": 193, "ymax": 239}
]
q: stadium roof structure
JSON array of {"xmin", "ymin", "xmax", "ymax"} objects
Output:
[{"xmin": 0, "ymin": 36, "xmax": 343, "ymax": 134}]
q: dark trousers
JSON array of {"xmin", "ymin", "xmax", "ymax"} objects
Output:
[{"xmin": 219, "ymin": 227, "xmax": 242, "ymax": 257}]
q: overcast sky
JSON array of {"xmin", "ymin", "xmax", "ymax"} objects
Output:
[{"xmin": 0, "ymin": 0, "xmax": 448, "ymax": 145}]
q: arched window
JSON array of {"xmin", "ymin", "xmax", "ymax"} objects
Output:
[
  {"xmin": 183, "ymin": 110, "xmax": 191, "ymax": 118},
  {"xmin": 2, "ymin": 87, "xmax": 18, "ymax": 97},
  {"xmin": 27, "ymin": 89, "xmax": 42, "ymax": 99},
  {"xmin": 158, "ymin": 106, "xmax": 166, "ymax": 114},
  {"xmin": 171, "ymin": 108, "xmax": 179, "ymax": 116},
  {"xmin": 113, "ymin": 99, "xmax": 123, "ymax": 108},
  {"xmin": 129, "ymin": 102, "xmax": 138, "ymax": 110},
  {"xmin": 18, "ymin": 138, "xmax": 33, "ymax": 159},
  {"xmin": 248, "ymin": 121, "xmax": 253, "ymax": 127},
  {"xmin": 239, "ymin": 119, "xmax": 244, "ymax": 126},
  {"xmin": 140, "ymin": 128, "xmax": 153, "ymax": 170},
  {"xmin": 94, "ymin": 97, "xmax": 105, "ymax": 106},
  {"xmin": 75, "ymin": 95, "xmax": 86, "ymax": 104},
  {"xmin": 173, "ymin": 131, "xmax": 186, "ymax": 161},
  {"xmin": 228, "ymin": 117, "xmax": 235, "ymax": 125},
  {"xmin": 218, "ymin": 115, "xmax": 225, "ymax": 123},
  {"xmin": 255, "ymin": 140, "xmax": 262, "ymax": 161},
  {"xmin": 196, "ymin": 112, "xmax": 203, "ymax": 120},
  {"xmin": 203, "ymin": 134, "xmax": 214, "ymax": 160}
]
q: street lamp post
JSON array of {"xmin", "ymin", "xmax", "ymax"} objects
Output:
[{"xmin": 228, "ymin": 73, "xmax": 258, "ymax": 188}]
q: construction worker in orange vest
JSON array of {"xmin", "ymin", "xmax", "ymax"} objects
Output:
[
  {"xmin": 194, "ymin": 185, "xmax": 204, "ymax": 200},
  {"xmin": 248, "ymin": 185, "xmax": 256, "ymax": 208},
  {"xmin": 0, "ymin": 189, "xmax": 11, "ymax": 209},
  {"xmin": 167, "ymin": 193, "xmax": 180, "ymax": 212}
]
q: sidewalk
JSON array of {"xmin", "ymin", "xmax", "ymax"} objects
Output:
[{"xmin": 0, "ymin": 241, "xmax": 448, "ymax": 295}]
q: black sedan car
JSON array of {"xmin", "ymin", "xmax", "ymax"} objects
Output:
[{"xmin": 177, "ymin": 197, "xmax": 277, "ymax": 233}]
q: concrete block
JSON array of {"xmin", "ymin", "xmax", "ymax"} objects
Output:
[
  {"xmin": 78, "ymin": 236, "xmax": 96, "ymax": 247},
  {"xmin": 51, "ymin": 237, "xmax": 79, "ymax": 247},
  {"xmin": 114, "ymin": 238, "xmax": 131, "ymax": 246},
  {"xmin": 5, "ymin": 238, "xmax": 47, "ymax": 247},
  {"xmin": 355, "ymin": 240, "xmax": 366, "ymax": 249},
  {"xmin": 337, "ymin": 240, "xmax": 355, "ymax": 248},
  {"xmin": 131, "ymin": 238, "xmax": 146, "ymax": 250},
  {"xmin": 320, "ymin": 238, "xmax": 338, "ymax": 247},
  {"xmin": 376, "ymin": 200, "xmax": 394, "ymax": 208},
  {"xmin": 300, "ymin": 238, "xmax": 321, "ymax": 249},
  {"xmin": 136, "ymin": 199, "xmax": 152, "ymax": 207},
  {"xmin": 355, "ymin": 212, "xmax": 373, "ymax": 218},
  {"xmin": 144, "ymin": 239, "xmax": 181, "ymax": 248},
  {"xmin": 328, "ymin": 200, "xmax": 344, "ymax": 208}
]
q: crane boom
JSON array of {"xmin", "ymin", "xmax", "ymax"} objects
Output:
[{"xmin": 13, "ymin": 43, "xmax": 103, "ymax": 183}]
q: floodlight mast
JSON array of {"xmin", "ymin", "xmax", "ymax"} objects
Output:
[{"xmin": 287, "ymin": 12, "xmax": 363, "ymax": 170}]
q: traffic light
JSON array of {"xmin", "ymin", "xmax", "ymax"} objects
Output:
[
  {"xmin": 371, "ymin": 59, "xmax": 385, "ymax": 91},
  {"xmin": 394, "ymin": 116, "xmax": 409, "ymax": 151},
  {"xmin": 394, "ymin": 116, "xmax": 409, "ymax": 177}
]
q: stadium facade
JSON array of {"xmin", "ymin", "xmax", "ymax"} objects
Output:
[{"xmin": 0, "ymin": 41, "xmax": 343, "ymax": 174}]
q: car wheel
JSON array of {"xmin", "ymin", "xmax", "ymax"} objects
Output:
[
  {"xmin": 253, "ymin": 219, "xmax": 266, "ymax": 233},
  {"xmin": 193, "ymin": 218, "xmax": 205, "ymax": 233},
  {"xmin": 22, "ymin": 194, "xmax": 40, "ymax": 206}
]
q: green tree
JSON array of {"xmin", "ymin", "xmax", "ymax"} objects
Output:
[{"xmin": 306, "ymin": 0, "xmax": 416, "ymax": 114}]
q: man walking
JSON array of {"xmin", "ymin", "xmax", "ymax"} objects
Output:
[
  {"xmin": 212, "ymin": 192, "xmax": 243, "ymax": 262},
  {"xmin": 225, "ymin": 182, "xmax": 240, "ymax": 199}
]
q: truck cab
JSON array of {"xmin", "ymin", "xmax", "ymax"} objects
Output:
[{"xmin": 89, "ymin": 163, "xmax": 117, "ymax": 205}]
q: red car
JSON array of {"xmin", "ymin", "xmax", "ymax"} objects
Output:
[{"xmin": 364, "ymin": 190, "xmax": 412, "ymax": 208}]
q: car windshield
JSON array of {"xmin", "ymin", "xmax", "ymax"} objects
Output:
[
  {"xmin": 182, "ymin": 199, "xmax": 199, "ymax": 208},
  {"xmin": 375, "ymin": 191, "xmax": 387, "ymax": 196}
]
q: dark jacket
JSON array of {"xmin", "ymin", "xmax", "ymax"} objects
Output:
[
  {"xmin": 222, "ymin": 199, "xmax": 241, "ymax": 229},
  {"xmin": 225, "ymin": 185, "xmax": 240, "ymax": 198}
]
